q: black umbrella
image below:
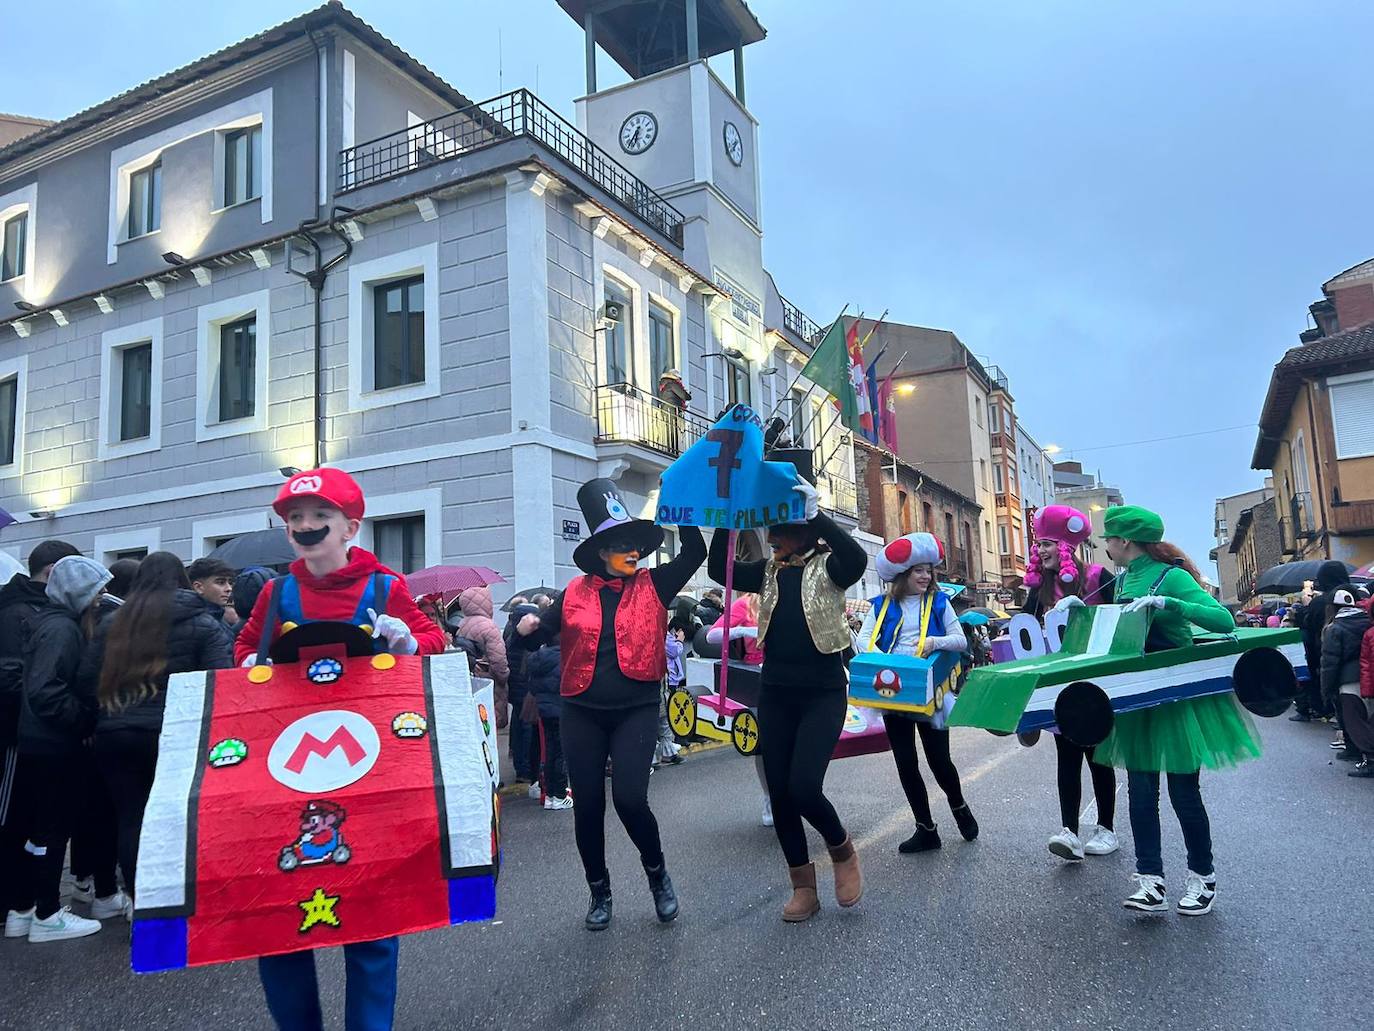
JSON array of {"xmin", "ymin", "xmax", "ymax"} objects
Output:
[
  {"xmin": 1254, "ymin": 559, "xmax": 1354, "ymax": 595},
  {"xmin": 500, "ymin": 584, "xmax": 561, "ymax": 612},
  {"xmin": 207, "ymin": 528, "xmax": 296, "ymax": 570}
]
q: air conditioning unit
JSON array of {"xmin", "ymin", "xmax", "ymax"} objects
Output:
[{"xmin": 601, "ymin": 300, "xmax": 625, "ymax": 324}]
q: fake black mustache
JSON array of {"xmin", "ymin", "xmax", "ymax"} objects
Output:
[{"xmin": 292, "ymin": 527, "xmax": 330, "ymax": 546}]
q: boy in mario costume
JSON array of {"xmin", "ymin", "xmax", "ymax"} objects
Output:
[{"xmin": 236, "ymin": 467, "xmax": 445, "ymax": 1030}]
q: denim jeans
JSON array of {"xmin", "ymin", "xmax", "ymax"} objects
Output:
[
  {"xmin": 258, "ymin": 937, "xmax": 399, "ymax": 1031},
  {"xmin": 1127, "ymin": 770, "xmax": 1213, "ymax": 878}
]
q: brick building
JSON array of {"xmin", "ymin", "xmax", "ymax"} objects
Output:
[{"xmin": 1229, "ymin": 499, "xmax": 1283, "ymax": 606}]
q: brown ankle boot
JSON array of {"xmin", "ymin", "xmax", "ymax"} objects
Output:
[
  {"xmin": 783, "ymin": 863, "xmax": 820, "ymax": 922},
  {"xmin": 827, "ymin": 835, "xmax": 863, "ymax": 907}
]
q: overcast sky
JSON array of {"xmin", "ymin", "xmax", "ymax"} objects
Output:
[{"xmin": 5, "ymin": 0, "xmax": 1373, "ymax": 569}]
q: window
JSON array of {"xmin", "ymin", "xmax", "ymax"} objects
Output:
[
  {"xmin": 374, "ymin": 515, "xmax": 425, "ymax": 574},
  {"xmin": 0, "ymin": 375, "xmax": 16, "ymax": 467},
  {"xmin": 128, "ymin": 161, "xmax": 161, "ymax": 238},
  {"xmin": 899, "ymin": 491, "xmax": 913, "ymax": 534},
  {"xmin": 962, "ymin": 521, "xmax": 973, "ymax": 560},
  {"xmin": 112, "ymin": 548, "xmax": 149, "ymax": 562},
  {"xmin": 989, "ymin": 404, "xmax": 1001, "ymax": 434},
  {"xmin": 726, "ymin": 358, "xmax": 751, "ymax": 406},
  {"xmin": 993, "ymin": 463, "xmax": 1004, "ymax": 492},
  {"xmin": 998, "ymin": 523, "xmax": 1010, "ymax": 554},
  {"xmin": 223, "ymin": 124, "xmax": 263, "ymax": 207},
  {"xmin": 120, "ymin": 344, "xmax": 153, "ymax": 441},
  {"xmin": 1329, "ymin": 374, "xmax": 1374, "ymax": 459},
  {"xmin": 604, "ymin": 279, "xmax": 633, "ymax": 384},
  {"xmin": 1, "ymin": 212, "xmax": 26, "ymax": 281},
  {"xmin": 922, "ymin": 501, "xmax": 934, "ymax": 532},
  {"xmin": 985, "ymin": 520, "xmax": 992, "ymax": 545},
  {"xmin": 373, "ymin": 275, "xmax": 425, "ymax": 390},
  {"xmin": 789, "ymin": 390, "xmax": 809, "ymax": 446},
  {"xmin": 94, "ymin": 529, "xmax": 161, "ymax": 567},
  {"xmin": 648, "ymin": 301, "xmax": 676, "ymax": 385},
  {"xmin": 217, "ymin": 316, "xmax": 256, "ymax": 422},
  {"xmin": 1292, "ymin": 429, "xmax": 1312, "ymax": 496},
  {"xmin": 980, "ymin": 458, "xmax": 990, "ymax": 490},
  {"xmin": 945, "ymin": 513, "xmax": 955, "ymax": 552}
]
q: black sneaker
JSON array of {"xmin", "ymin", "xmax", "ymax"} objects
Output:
[
  {"xmin": 1123, "ymin": 874, "xmax": 1168, "ymax": 913},
  {"xmin": 1176, "ymin": 871, "xmax": 1217, "ymax": 916},
  {"xmin": 898, "ymin": 823, "xmax": 941, "ymax": 854},
  {"xmin": 1349, "ymin": 758, "xmax": 1374, "ymax": 778}
]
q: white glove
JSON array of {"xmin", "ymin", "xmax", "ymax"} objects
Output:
[
  {"xmin": 1050, "ymin": 595, "xmax": 1084, "ymax": 613},
  {"xmin": 240, "ymin": 653, "xmax": 272, "ymax": 668},
  {"xmin": 1124, "ymin": 595, "xmax": 1169, "ymax": 614},
  {"xmin": 792, "ymin": 480, "xmax": 820, "ymax": 522},
  {"xmin": 368, "ymin": 608, "xmax": 419, "ymax": 655}
]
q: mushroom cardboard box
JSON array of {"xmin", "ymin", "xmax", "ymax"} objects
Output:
[
  {"xmin": 131, "ymin": 622, "xmax": 498, "ymax": 973},
  {"xmin": 948, "ymin": 604, "xmax": 1306, "ymax": 746}
]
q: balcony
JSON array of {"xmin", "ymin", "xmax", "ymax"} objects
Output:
[
  {"xmin": 339, "ymin": 89, "xmax": 685, "ymax": 247},
  {"xmin": 1329, "ymin": 498, "xmax": 1374, "ymax": 534},
  {"xmin": 780, "ymin": 295, "xmax": 823, "ymax": 346},
  {"xmin": 998, "ymin": 554, "xmax": 1024, "ymax": 576},
  {"xmin": 948, "ymin": 547, "xmax": 971, "ymax": 581},
  {"xmin": 593, "ymin": 383, "xmax": 711, "ymax": 465},
  {"xmin": 823, "ymin": 474, "xmax": 859, "ymax": 520}
]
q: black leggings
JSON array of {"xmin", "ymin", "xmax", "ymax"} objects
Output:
[
  {"xmin": 882, "ymin": 715, "xmax": 965, "ymax": 828},
  {"xmin": 93, "ymin": 728, "xmax": 160, "ymax": 900},
  {"xmin": 1054, "ymin": 734, "xmax": 1115, "ymax": 833},
  {"xmin": 759, "ymin": 686, "xmax": 849, "ymax": 867},
  {"xmin": 561, "ymin": 701, "xmax": 663, "ymax": 883}
]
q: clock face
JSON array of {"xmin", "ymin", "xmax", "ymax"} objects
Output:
[
  {"xmin": 723, "ymin": 121, "xmax": 744, "ymax": 166},
  {"xmin": 619, "ymin": 111, "xmax": 658, "ymax": 155}
]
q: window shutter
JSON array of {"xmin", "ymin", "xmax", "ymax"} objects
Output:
[{"xmin": 1330, "ymin": 378, "xmax": 1374, "ymax": 459}]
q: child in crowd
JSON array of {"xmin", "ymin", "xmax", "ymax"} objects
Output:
[
  {"xmin": 234, "ymin": 468, "xmax": 445, "ymax": 1031},
  {"xmin": 527, "ymin": 641, "xmax": 571, "ymax": 808},
  {"xmin": 186, "ymin": 558, "xmax": 237, "ymax": 628},
  {"xmin": 656, "ymin": 620, "xmax": 689, "ymax": 768}
]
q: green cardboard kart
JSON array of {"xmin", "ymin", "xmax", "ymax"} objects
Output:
[{"xmin": 947, "ymin": 605, "xmax": 1306, "ymax": 746}]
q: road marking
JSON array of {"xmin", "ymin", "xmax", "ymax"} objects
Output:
[{"xmin": 1080, "ymin": 780, "xmax": 1123, "ymax": 828}]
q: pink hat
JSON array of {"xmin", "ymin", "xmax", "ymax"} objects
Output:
[
  {"xmin": 876, "ymin": 533, "xmax": 944, "ymax": 583},
  {"xmin": 1025, "ymin": 505, "xmax": 1092, "ymax": 589}
]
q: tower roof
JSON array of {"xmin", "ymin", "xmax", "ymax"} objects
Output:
[{"xmin": 557, "ymin": 0, "xmax": 766, "ymax": 79}]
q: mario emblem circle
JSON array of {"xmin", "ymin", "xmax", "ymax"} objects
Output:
[
  {"xmin": 267, "ymin": 709, "xmax": 381, "ymax": 793},
  {"xmin": 289, "ymin": 474, "xmax": 324, "ymax": 495}
]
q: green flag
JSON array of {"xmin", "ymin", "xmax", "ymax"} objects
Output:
[{"xmin": 799, "ymin": 314, "xmax": 858, "ymax": 430}]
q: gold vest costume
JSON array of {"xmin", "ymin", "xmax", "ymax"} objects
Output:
[{"xmin": 757, "ymin": 552, "xmax": 851, "ymax": 655}]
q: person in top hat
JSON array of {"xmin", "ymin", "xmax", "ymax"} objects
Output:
[
  {"xmin": 515, "ymin": 479, "xmax": 705, "ymax": 931},
  {"xmin": 1080, "ymin": 505, "xmax": 1253, "ymax": 917},
  {"xmin": 707, "ymin": 451, "xmax": 868, "ymax": 922},
  {"xmin": 1020, "ymin": 505, "xmax": 1120, "ymax": 863},
  {"xmin": 858, "ymin": 533, "xmax": 979, "ymax": 856}
]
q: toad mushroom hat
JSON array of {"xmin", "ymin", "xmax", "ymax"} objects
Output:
[
  {"xmin": 876, "ymin": 532, "xmax": 945, "ymax": 583},
  {"xmin": 572, "ymin": 478, "xmax": 664, "ymax": 575}
]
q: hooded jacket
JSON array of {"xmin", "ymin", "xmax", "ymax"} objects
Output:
[
  {"xmin": 455, "ymin": 587, "xmax": 509, "ymax": 686},
  {"xmin": 82, "ymin": 589, "xmax": 236, "ymax": 735},
  {"xmin": 526, "ymin": 643, "xmax": 563, "ymax": 719},
  {"xmin": 234, "ymin": 548, "xmax": 446, "ymax": 664},
  {"xmin": 18, "ymin": 557, "xmax": 110, "ymax": 755},
  {"xmin": 1321, "ymin": 602, "xmax": 1370, "ymax": 702},
  {"xmin": 503, "ymin": 603, "xmax": 540, "ymax": 701},
  {"xmin": 0, "ymin": 573, "xmax": 53, "ymax": 747},
  {"xmin": 1303, "ymin": 560, "xmax": 1353, "ymax": 683}
]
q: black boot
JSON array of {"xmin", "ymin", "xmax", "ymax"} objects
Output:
[
  {"xmin": 952, "ymin": 803, "xmax": 979, "ymax": 841},
  {"xmin": 585, "ymin": 877, "xmax": 612, "ymax": 931},
  {"xmin": 644, "ymin": 862, "xmax": 679, "ymax": 923},
  {"xmin": 898, "ymin": 822, "xmax": 941, "ymax": 854}
]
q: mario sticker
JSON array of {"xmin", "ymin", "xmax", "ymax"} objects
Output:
[
  {"xmin": 391, "ymin": 711, "xmax": 428, "ymax": 739},
  {"xmin": 278, "ymin": 800, "xmax": 352, "ymax": 872}
]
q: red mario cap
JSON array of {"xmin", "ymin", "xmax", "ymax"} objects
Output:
[{"xmin": 273, "ymin": 468, "xmax": 365, "ymax": 521}]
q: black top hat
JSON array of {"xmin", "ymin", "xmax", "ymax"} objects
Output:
[
  {"xmin": 765, "ymin": 446, "xmax": 815, "ymax": 486},
  {"xmin": 572, "ymin": 478, "xmax": 664, "ymax": 576}
]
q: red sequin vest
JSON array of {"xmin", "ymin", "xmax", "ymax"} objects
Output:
[{"xmin": 559, "ymin": 570, "xmax": 667, "ymax": 696}]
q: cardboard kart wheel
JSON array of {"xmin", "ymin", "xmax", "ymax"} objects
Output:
[
  {"xmin": 1054, "ymin": 681, "xmax": 1114, "ymax": 748},
  {"xmin": 1016, "ymin": 730, "xmax": 1042, "ymax": 748},
  {"xmin": 667, "ymin": 688, "xmax": 697, "ymax": 740},
  {"xmin": 1232, "ymin": 647, "xmax": 1298, "ymax": 718},
  {"xmin": 278, "ymin": 848, "xmax": 300, "ymax": 873},
  {"xmin": 332, "ymin": 843, "xmax": 351, "ymax": 864},
  {"xmin": 731, "ymin": 709, "xmax": 761, "ymax": 756}
]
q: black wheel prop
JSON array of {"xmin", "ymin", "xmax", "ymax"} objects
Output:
[
  {"xmin": 1054, "ymin": 681, "xmax": 1114, "ymax": 747},
  {"xmin": 1232, "ymin": 647, "xmax": 1298, "ymax": 718},
  {"xmin": 1016, "ymin": 730, "xmax": 1042, "ymax": 748}
]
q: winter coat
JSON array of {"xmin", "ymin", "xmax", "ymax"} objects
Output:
[
  {"xmin": 455, "ymin": 587, "xmax": 509, "ymax": 688},
  {"xmin": 1303, "ymin": 561, "xmax": 1352, "ymax": 677},
  {"xmin": 0, "ymin": 574, "xmax": 53, "ymax": 748},
  {"xmin": 503, "ymin": 604, "xmax": 539, "ymax": 702},
  {"xmin": 83, "ymin": 589, "xmax": 236, "ymax": 736},
  {"xmin": 17, "ymin": 557, "xmax": 111, "ymax": 756},
  {"xmin": 1321, "ymin": 604, "xmax": 1370, "ymax": 702},
  {"xmin": 1358, "ymin": 624, "xmax": 1374, "ymax": 700},
  {"xmin": 526, "ymin": 644, "xmax": 563, "ymax": 719}
]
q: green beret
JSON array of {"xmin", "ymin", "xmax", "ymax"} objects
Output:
[{"xmin": 1102, "ymin": 505, "xmax": 1164, "ymax": 543}]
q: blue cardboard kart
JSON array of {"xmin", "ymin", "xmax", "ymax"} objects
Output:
[{"xmin": 850, "ymin": 650, "xmax": 963, "ymax": 728}]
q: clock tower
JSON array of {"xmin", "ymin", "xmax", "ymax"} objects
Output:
[{"xmin": 558, "ymin": 0, "xmax": 770, "ymax": 380}]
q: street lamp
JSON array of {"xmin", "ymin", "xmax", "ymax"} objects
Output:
[
  {"xmin": 279, "ymin": 466, "xmax": 302, "ymax": 478},
  {"xmin": 702, "ymin": 348, "xmax": 746, "ymax": 361}
]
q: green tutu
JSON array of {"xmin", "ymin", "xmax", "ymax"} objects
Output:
[{"xmin": 1094, "ymin": 694, "xmax": 1262, "ymax": 774}]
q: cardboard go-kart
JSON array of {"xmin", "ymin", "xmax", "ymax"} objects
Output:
[
  {"xmin": 132, "ymin": 621, "xmax": 499, "ymax": 974},
  {"xmin": 948, "ymin": 604, "xmax": 1306, "ymax": 747}
]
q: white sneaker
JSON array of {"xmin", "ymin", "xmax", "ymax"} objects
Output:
[
  {"xmin": 4, "ymin": 908, "xmax": 34, "ymax": 939},
  {"xmin": 69, "ymin": 877, "xmax": 95, "ymax": 904},
  {"xmin": 527, "ymin": 783, "xmax": 543, "ymax": 800},
  {"xmin": 1122, "ymin": 873, "xmax": 1168, "ymax": 914},
  {"xmin": 543, "ymin": 795, "xmax": 574, "ymax": 811},
  {"xmin": 761, "ymin": 797, "xmax": 774, "ymax": 828},
  {"xmin": 1177, "ymin": 871, "xmax": 1217, "ymax": 916},
  {"xmin": 28, "ymin": 907, "xmax": 102, "ymax": 943},
  {"xmin": 1048, "ymin": 827, "xmax": 1084, "ymax": 861},
  {"xmin": 91, "ymin": 891, "xmax": 130, "ymax": 921},
  {"xmin": 1083, "ymin": 826, "xmax": 1120, "ymax": 856}
]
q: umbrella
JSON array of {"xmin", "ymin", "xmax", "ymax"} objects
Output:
[
  {"xmin": 406, "ymin": 565, "xmax": 505, "ymax": 598},
  {"xmin": 969, "ymin": 606, "xmax": 1011, "ymax": 620},
  {"xmin": 207, "ymin": 528, "xmax": 296, "ymax": 570},
  {"xmin": 1254, "ymin": 559, "xmax": 1354, "ymax": 595},
  {"xmin": 959, "ymin": 611, "xmax": 991, "ymax": 627},
  {"xmin": 500, "ymin": 584, "xmax": 561, "ymax": 612}
]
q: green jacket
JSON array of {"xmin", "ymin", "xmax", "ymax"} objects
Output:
[{"xmin": 1116, "ymin": 554, "xmax": 1233, "ymax": 649}]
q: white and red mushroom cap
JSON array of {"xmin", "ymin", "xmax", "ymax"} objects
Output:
[{"xmin": 876, "ymin": 532, "xmax": 944, "ymax": 583}]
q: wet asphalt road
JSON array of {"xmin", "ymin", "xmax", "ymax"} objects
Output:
[{"xmin": 2, "ymin": 715, "xmax": 1368, "ymax": 1031}]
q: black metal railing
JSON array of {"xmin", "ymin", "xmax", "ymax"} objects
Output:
[
  {"xmin": 825, "ymin": 474, "xmax": 859, "ymax": 519},
  {"xmin": 780, "ymin": 295, "xmax": 823, "ymax": 344},
  {"xmin": 593, "ymin": 383, "xmax": 711, "ymax": 458},
  {"xmin": 339, "ymin": 89, "xmax": 685, "ymax": 247},
  {"xmin": 1290, "ymin": 491, "xmax": 1314, "ymax": 537}
]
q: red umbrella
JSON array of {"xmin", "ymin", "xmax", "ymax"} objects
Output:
[{"xmin": 405, "ymin": 565, "xmax": 506, "ymax": 598}]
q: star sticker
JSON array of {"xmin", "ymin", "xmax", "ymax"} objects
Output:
[{"xmin": 298, "ymin": 887, "xmax": 341, "ymax": 933}]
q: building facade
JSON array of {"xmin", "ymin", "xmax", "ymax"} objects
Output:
[
  {"xmin": 1210, "ymin": 485, "xmax": 1273, "ymax": 606},
  {"xmin": 0, "ymin": 3, "xmax": 858, "ymax": 596},
  {"xmin": 1052, "ymin": 462, "xmax": 1124, "ymax": 573},
  {"xmin": 1228, "ymin": 499, "xmax": 1283, "ymax": 606},
  {"xmin": 1016, "ymin": 420, "xmax": 1057, "ymax": 549},
  {"xmin": 983, "ymin": 364, "xmax": 1026, "ymax": 587}
]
